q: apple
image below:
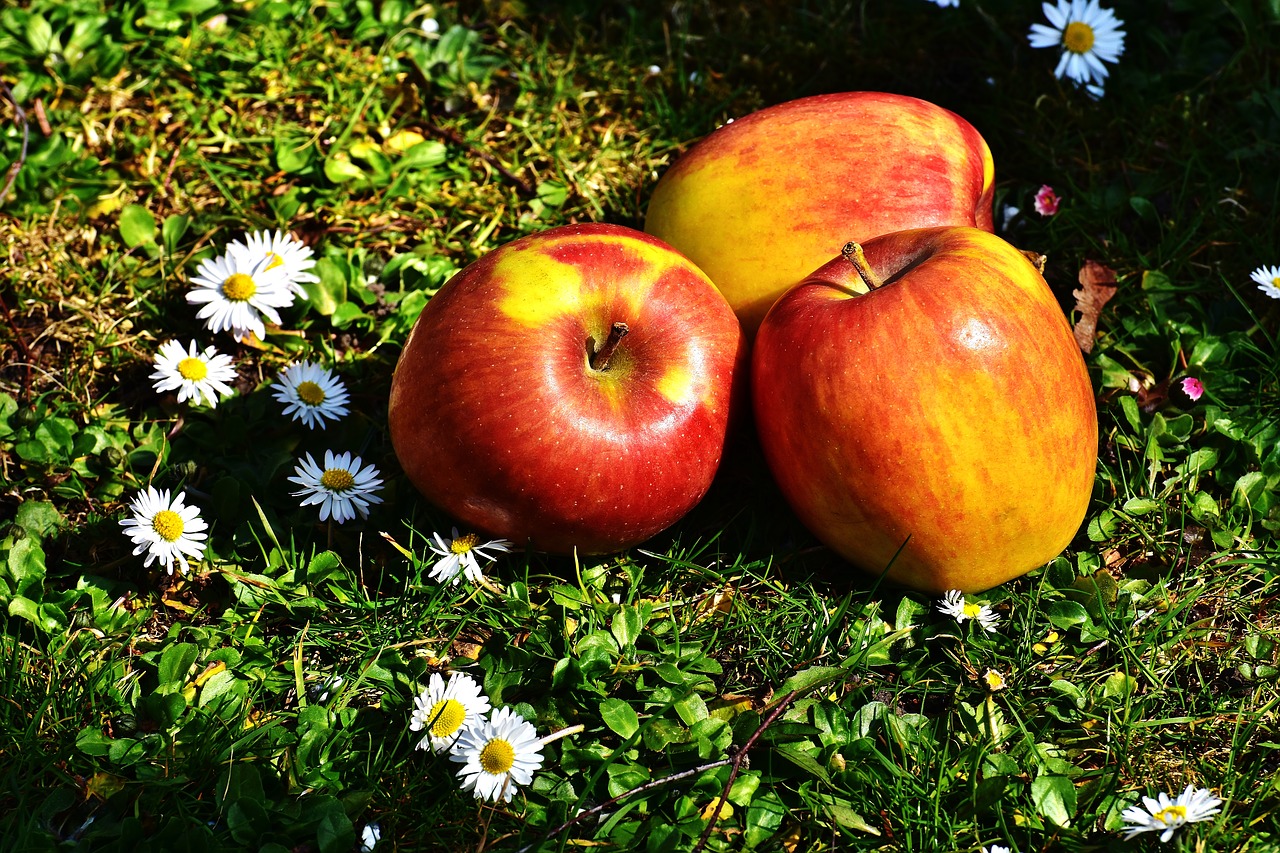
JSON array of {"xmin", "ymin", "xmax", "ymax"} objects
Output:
[
  {"xmin": 751, "ymin": 226, "xmax": 1097, "ymax": 593},
  {"xmin": 646, "ymin": 91, "xmax": 996, "ymax": 336},
  {"xmin": 387, "ymin": 223, "xmax": 746, "ymax": 555}
]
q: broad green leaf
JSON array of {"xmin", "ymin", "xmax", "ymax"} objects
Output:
[
  {"xmin": 1190, "ymin": 336, "xmax": 1230, "ymax": 366},
  {"xmin": 161, "ymin": 213, "xmax": 190, "ymax": 255},
  {"xmin": 75, "ymin": 727, "xmax": 114, "ymax": 757},
  {"xmin": 396, "ymin": 140, "xmax": 448, "ymax": 170},
  {"xmin": 3, "ymin": 537, "xmax": 47, "ymax": 593},
  {"xmin": 1233, "ymin": 472, "xmax": 1267, "ymax": 510},
  {"xmin": 158, "ymin": 642, "xmax": 199, "ymax": 686},
  {"xmin": 744, "ymin": 790, "xmax": 787, "ymax": 848},
  {"xmin": 1101, "ymin": 670, "xmax": 1137, "ymax": 700},
  {"xmin": 15, "ymin": 500, "xmax": 62, "ymax": 539},
  {"xmin": 611, "ymin": 605, "xmax": 645, "ymax": 648},
  {"xmin": 324, "ymin": 152, "xmax": 365, "ymax": 183},
  {"xmin": 674, "ymin": 692, "xmax": 708, "ymax": 725},
  {"xmin": 1044, "ymin": 600, "xmax": 1090, "ymax": 631},
  {"xmin": 275, "ymin": 136, "xmax": 313, "ymax": 173},
  {"xmin": 1031, "ymin": 774, "xmax": 1077, "ymax": 827},
  {"xmin": 1122, "ymin": 497, "xmax": 1161, "ymax": 516},
  {"xmin": 1086, "ymin": 509, "xmax": 1120, "ymax": 542},
  {"xmin": 1118, "ymin": 395, "xmax": 1143, "ymax": 433},
  {"xmin": 771, "ymin": 665, "xmax": 847, "ymax": 704},
  {"xmin": 119, "ymin": 203, "xmax": 157, "ymax": 247},
  {"xmin": 599, "ymin": 698, "xmax": 639, "ymax": 739}
]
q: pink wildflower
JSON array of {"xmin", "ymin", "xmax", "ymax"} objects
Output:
[
  {"xmin": 1179, "ymin": 377, "xmax": 1205, "ymax": 402},
  {"xmin": 1034, "ymin": 185, "xmax": 1061, "ymax": 216}
]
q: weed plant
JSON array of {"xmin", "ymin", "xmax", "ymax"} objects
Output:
[{"xmin": 1, "ymin": 1, "xmax": 1278, "ymax": 851}]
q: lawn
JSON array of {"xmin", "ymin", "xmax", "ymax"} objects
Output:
[{"xmin": 2, "ymin": 0, "xmax": 1279, "ymax": 851}]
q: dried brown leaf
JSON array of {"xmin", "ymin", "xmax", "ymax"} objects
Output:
[{"xmin": 1072, "ymin": 260, "xmax": 1119, "ymax": 353}]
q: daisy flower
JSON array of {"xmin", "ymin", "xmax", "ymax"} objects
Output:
[
  {"xmin": 1179, "ymin": 377, "xmax": 1205, "ymax": 402},
  {"xmin": 149, "ymin": 340, "xmax": 237, "ymax": 408},
  {"xmin": 288, "ymin": 450, "xmax": 384, "ymax": 523},
  {"xmin": 981, "ymin": 846, "xmax": 1012, "ymax": 853},
  {"xmin": 186, "ymin": 250, "xmax": 293, "ymax": 343},
  {"xmin": 937, "ymin": 589, "xmax": 1001, "ymax": 633},
  {"xmin": 1034, "ymin": 184, "xmax": 1061, "ymax": 216},
  {"xmin": 359, "ymin": 823, "xmax": 381, "ymax": 852},
  {"xmin": 119, "ymin": 485, "xmax": 209, "ymax": 575},
  {"xmin": 450, "ymin": 706, "xmax": 544, "ymax": 803},
  {"xmin": 410, "ymin": 671, "xmax": 492, "ymax": 753},
  {"xmin": 1028, "ymin": 0, "xmax": 1126, "ymax": 89},
  {"xmin": 1121, "ymin": 785, "xmax": 1222, "ymax": 842},
  {"xmin": 983, "ymin": 669, "xmax": 1007, "ymax": 692},
  {"xmin": 929, "ymin": 0, "xmax": 959, "ymax": 6},
  {"xmin": 1251, "ymin": 265, "xmax": 1280, "ymax": 299},
  {"xmin": 227, "ymin": 229, "xmax": 317, "ymax": 301},
  {"xmin": 272, "ymin": 361, "xmax": 350, "ymax": 429},
  {"xmin": 427, "ymin": 528, "xmax": 513, "ymax": 585}
]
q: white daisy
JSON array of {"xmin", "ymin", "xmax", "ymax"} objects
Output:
[
  {"xmin": 119, "ymin": 485, "xmax": 209, "ymax": 575},
  {"xmin": 1121, "ymin": 785, "xmax": 1222, "ymax": 842},
  {"xmin": 981, "ymin": 846, "xmax": 1011, "ymax": 853},
  {"xmin": 1251, "ymin": 265, "xmax": 1280, "ymax": 299},
  {"xmin": 450, "ymin": 706, "xmax": 544, "ymax": 803},
  {"xmin": 1028, "ymin": 0, "xmax": 1126, "ymax": 89},
  {"xmin": 930, "ymin": 0, "xmax": 959, "ymax": 6},
  {"xmin": 410, "ymin": 671, "xmax": 492, "ymax": 753},
  {"xmin": 427, "ymin": 528, "xmax": 513, "ymax": 585},
  {"xmin": 227, "ymin": 229, "xmax": 317, "ymax": 301},
  {"xmin": 937, "ymin": 589, "xmax": 1001, "ymax": 633},
  {"xmin": 272, "ymin": 361, "xmax": 350, "ymax": 429},
  {"xmin": 186, "ymin": 250, "xmax": 294, "ymax": 343},
  {"xmin": 983, "ymin": 669, "xmax": 1008, "ymax": 692},
  {"xmin": 288, "ymin": 450, "xmax": 384, "ymax": 523},
  {"xmin": 149, "ymin": 340, "xmax": 237, "ymax": 408},
  {"xmin": 359, "ymin": 823, "xmax": 381, "ymax": 852}
]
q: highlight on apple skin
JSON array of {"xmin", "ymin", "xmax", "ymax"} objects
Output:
[
  {"xmin": 751, "ymin": 226, "xmax": 1098, "ymax": 594},
  {"xmin": 645, "ymin": 91, "xmax": 996, "ymax": 337},
  {"xmin": 387, "ymin": 222, "xmax": 747, "ymax": 556}
]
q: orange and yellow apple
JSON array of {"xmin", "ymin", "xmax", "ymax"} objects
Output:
[{"xmin": 646, "ymin": 91, "xmax": 996, "ymax": 336}]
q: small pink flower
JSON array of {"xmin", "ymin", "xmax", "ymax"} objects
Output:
[
  {"xmin": 1034, "ymin": 185, "xmax": 1061, "ymax": 216},
  {"xmin": 1179, "ymin": 377, "xmax": 1205, "ymax": 402}
]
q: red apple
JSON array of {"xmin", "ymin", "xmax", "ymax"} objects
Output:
[
  {"xmin": 646, "ymin": 91, "xmax": 995, "ymax": 336},
  {"xmin": 388, "ymin": 223, "xmax": 746, "ymax": 555},
  {"xmin": 752, "ymin": 227, "xmax": 1097, "ymax": 593}
]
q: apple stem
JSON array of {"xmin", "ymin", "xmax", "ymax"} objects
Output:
[
  {"xmin": 590, "ymin": 322, "xmax": 630, "ymax": 371},
  {"xmin": 842, "ymin": 241, "xmax": 884, "ymax": 290}
]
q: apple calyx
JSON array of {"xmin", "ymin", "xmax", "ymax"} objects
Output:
[
  {"xmin": 841, "ymin": 241, "xmax": 884, "ymax": 291},
  {"xmin": 589, "ymin": 321, "xmax": 630, "ymax": 371}
]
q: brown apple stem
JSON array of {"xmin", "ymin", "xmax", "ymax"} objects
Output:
[
  {"xmin": 1020, "ymin": 249, "xmax": 1048, "ymax": 274},
  {"xmin": 841, "ymin": 241, "xmax": 884, "ymax": 290},
  {"xmin": 589, "ymin": 322, "xmax": 629, "ymax": 371}
]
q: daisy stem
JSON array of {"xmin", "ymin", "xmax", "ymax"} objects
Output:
[
  {"xmin": 841, "ymin": 241, "xmax": 884, "ymax": 290},
  {"xmin": 540, "ymin": 723, "xmax": 585, "ymax": 746},
  {"xmin": 589, "ymin": 322, "xmax": 629, "ymax": 371}
]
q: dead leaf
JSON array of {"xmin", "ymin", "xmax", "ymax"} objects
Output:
[{"xmin": 1072, "ymin": 260, "xmax": 1119, "ymax": 353}]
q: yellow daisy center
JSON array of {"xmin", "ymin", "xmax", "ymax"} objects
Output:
[
  {"xmin": 320, "ymin": 468, "xmax": 355, "ymax": 491},
  {"xmin": 152, "ymin": 509, "xmax": 185, "ymax": 542},
  {"xmin": 1272, "ymin": 275, "xmax": 1280, "ymax": 288},
  {"xmin": 1063, "ymin": 21, "xmax": 1095, "ymax": 54},
  {"xmin": 222, "ymin": 273, "xmax": 257, "ymax": 302},
  {"xmin": 177, "ymin": 357, "xmax": 208, "ymax": 381},
  {"xmin": 451, "ymin": 533, "xmax": 479, "ymax": 555},
  {"xmin": 427, "ymin": 698, "xmax": 467, "ymax": 738},
  {"xmin": 984, "ymin": 670, "xmax": 1006, "ymax": 691},
  {"xmin": 479, "ymin": 738, "xmax": 516, "ymax": 774},
  {"xmin": 962, "ymin": 603, "xmax": 984, "ymax": 619},
  {"xmin": 1155, "ymin": 804, "xmax": 1188, "ymax": 825},
  {"xmin": 265, "ymin": 251, "xmax": 285, "ymax": 270},
  {"xmin": 296, "ymin": 381, "xmax": 326, "ymax": 406}
]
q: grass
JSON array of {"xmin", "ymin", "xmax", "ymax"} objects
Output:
[{"xmin": 2, "ymin": 0, "xmax": 1279, "ymax": 850}]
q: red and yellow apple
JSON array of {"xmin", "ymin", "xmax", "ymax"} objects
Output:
[
  {"xmin": 646, "ymin": 91, "xmax": 996, "ymax": 336},
  {"xmin": 388, "ymin": 223, "xmax": 746, "ymax": 555},
  {"xmin": 751, "ymin": 226, "xmax": 1097, "ymax": 593}
]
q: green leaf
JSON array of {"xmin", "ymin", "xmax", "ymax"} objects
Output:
[
  {"xmin": 1189, "ymin": 336, "xmax": 1230, "ymax": 366},
  {"xmin": 1233, "ymin": 472, "xmax": 1268, "ymax": 510},
  {"xmin": 275, "ymin": 135, "xmax": 314, "ymax": 173},
  {"xmin": 119, "ymin": 204, "xmax": 157, "ymax": 248},
  {"xmin": 14, "ymin": 500, "xmax": 62, "ymax": 539},
  {"xmin": 674, "ymin": 692, "xmax": 708, "ymax": 725},
  {"xmin": 611, "ymin": 606, "xmax": 645, "ymax": 648},
  {"xmin": 1031, "ymin": 774, "xmax": 1077, "ymax": 827},
  {"xmin": 396, "ymin": 140, "xmax": 448, "ymax": 170},
  {"xmin": 158, "ymin": 642, "xmax": 199, "ymax": 686},
  {"xmin": 1044, "ymin": 600, "xmax": 1090, "ymax": 631},
  {"xmin": 26, "ymin": 14, "xmax": 55, "ymax": 54},
  {"xmin": 599, "ymin": 698, "xmax": 639, "ymax": 739},
  {"xmin": 76, "ymin": 727, "xmax": 114, "ymax": 757},
  {"xmin": 1101, "ymin": 670, "xmax": 1137, "ymax": 701},
  {"xmin": 1118, "ymin": 395, "xmax": 1143, "ymax": 433},
  {"xmin": 1122, "ymin": 497, "xmax": 1161, "ymax": 516},
  {"xmin": 1086, "ymin": 509, "xmax": 1120, "ymax": 542},
  {"xmin": 3, "ymin": 537, "xmax": 47, "ymax": 594},
  {"xmin": 161, "ymin": 213, "xmax": 190, "ymax": 255},
  {"xmin": 324, "ymin": 152, "xmax": 366, "ymax": 183},
  {"xmin": 771, "ymin": 665, "xmax": 847, "ymax": 704},
  {"xmin": 744, "ymin": 790, "xmax": 787, "ymax": 848}
]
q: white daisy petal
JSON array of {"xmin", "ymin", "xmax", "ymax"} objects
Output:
[
  {"xmin": 185, "ymin": 250, "xmax": 294, "ymax": 343},
  {"xmin": 288, "ymin": 451, "xmax": 384, "ymax": 524},
  {"xmin": 119, "ymin": 485, "xmax": 209, "ymax": 575},
  {"xmin": 936, "ymin": 589, "xmax": 1001, "ymax": 632},
  {"xmin": 227, "ymin": 229, "xmax": 318, "ymax": 301},
  {"xmin": 1122, "ymin": 785, "xmax": 1222, "ymax": 841},
  {"xmin": 1250, "ymin": 265, "xmax": 1280, "ymax": 299},
  {"xmin": 427, "ymin": 528, "xmax": 514, "ymax": 586},
  {"xmin": 272, "ymin": 361, "xmax": 351, "ymax": 429},
  {"xmin": 150, "ymin": 340, "xmax": 237, "ymax": 408},
  {"xmin": 449, "ymin": 706, "xmax": 544, "ymax": 803},
  {"xmin": 409, "ymin": 672, "xmax": 492, "ymax": 753},
  {"xmin": 1028, "ymin": 0, "xmax": 1126, "ymax": 88}
]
